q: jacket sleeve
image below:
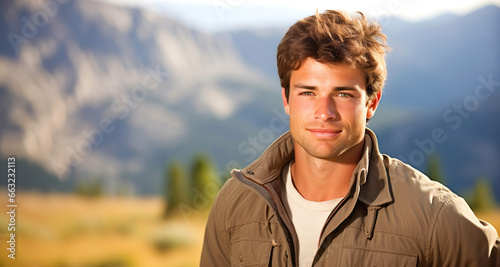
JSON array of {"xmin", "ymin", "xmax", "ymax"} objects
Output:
[
  {"xmin": 427, "ymin": 195, "xmax": 500, "ymax": 267},
  {"xmin": 200, "ymin": 181, "xmax": 231, "ymax": 267}
]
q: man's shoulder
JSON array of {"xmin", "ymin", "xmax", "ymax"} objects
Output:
[
  {"xmin": 384, "ymin": 154, "xmax": 447, "ymax": 186},
  {"xmin": 212, "ymin": 175, "xmax": 273, "ymax": 226},
  {"xmin": 214, "ymin": 175, "xmax": 268, "ymax": 208},
  {"xmin": 375, "ymin": 154, "xmax": 474, "ymax": 234},
  {"xmin": 215, "ymin": 176, "xmax": 249, "ymax": 201},
  {"xmin": 382, "ymin": 154, "xmax": 459, "ymax": 206}
]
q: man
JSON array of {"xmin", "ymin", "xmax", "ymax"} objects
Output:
[{"xmin": 201, "ymin": 10, "xmax": 500, "ymax": 266}]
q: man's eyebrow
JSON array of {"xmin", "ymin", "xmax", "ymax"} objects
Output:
[
  {"xmin": 293, "ymin": 84, "xmax": 317, "ymax": 90},
  {"xmin": 334, "ymin": 86, "xmax": 358, "ymax": 91},
  {"xmin": 292, "ymin": 84, "xmax": 359, "ymax": 91}
]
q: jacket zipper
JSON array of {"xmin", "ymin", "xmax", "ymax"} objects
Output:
[
  {"xmin": 236, "ymin": 171, "xmax": 298, "ymax": 267},
  {"xmin": 316, "ymin": 183, "xmax": 358, "ymax": 248}
]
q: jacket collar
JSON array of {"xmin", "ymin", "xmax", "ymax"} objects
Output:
[
  {"xmin": 358, "ymin": 129, "xmax": 393, "ymax": 207},
  {"xmin": 241, "ymin": 128, "xmax": 393, "ymax": 207}
]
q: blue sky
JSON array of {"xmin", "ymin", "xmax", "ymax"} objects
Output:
[{"xmin": 98, "ymin": 0, "xmax": 500, "ymax": 31}]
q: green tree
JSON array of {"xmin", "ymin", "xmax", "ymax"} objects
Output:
[
  {"xmin": 467, "ymin": 176, "xmax": 497, "ymax": 212},
  {"xmin": 426, "ymin": 154, "xmax": 446, "ymax": 185},
  {"xmin": 164, "ymin": 160, "xmax": 189, "ymax": 217},
  {"xmin": 190, "ymin": 153, "xmax": 220, "ymax": 210},
  {"xmin": 74, "ymin": 177, "xmax": 104, "ymax": 198}
]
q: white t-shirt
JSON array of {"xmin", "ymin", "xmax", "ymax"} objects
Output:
[{"xmin": 281, "ymin": 161, "xmax": 342, "ymax": 267}]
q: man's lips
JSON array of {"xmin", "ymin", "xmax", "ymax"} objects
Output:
[{"xmin": 307, "ymin": 128, "xmax": 342, "ymax": 138}]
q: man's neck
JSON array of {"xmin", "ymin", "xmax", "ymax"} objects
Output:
[{"xmin": 291, "ymin": 139, "xmax": 365, "ymax": 202}]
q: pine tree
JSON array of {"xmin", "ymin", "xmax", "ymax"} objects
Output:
[
  {"xmin": 468, "ymin": 176, "xmax": 497, "ymax": 212},
  {"xmin": 426, "ymin": 154, "xmax": 446, "ymax": 185},
  {"xmin": 164, "ymin": 160, "xmax": 189, "ymax": 217},
  {"xmin": 74, "ymin": 177, "xmax": 104, "ymax": 197},
  {"xmin": 190, "ymin": 153, "xmax": 220, "ymax": 210}
]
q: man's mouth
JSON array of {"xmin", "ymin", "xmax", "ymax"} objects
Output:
[{"xmin": 307, "ymin": 128, "xmax": 342, "ymax": 138}]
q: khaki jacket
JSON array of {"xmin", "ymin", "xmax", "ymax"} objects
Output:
[{"xmin": 201, "ymin": 129, "xmax": 500, "ymax": 266}]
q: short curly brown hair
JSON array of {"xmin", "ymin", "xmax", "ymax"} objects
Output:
[{"xmin": 277, "ymin": 10, "xmax": 388, "ymax": 100}]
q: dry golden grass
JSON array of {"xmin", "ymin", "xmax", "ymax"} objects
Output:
[
  {"xmin": 0, "ymin": 192, "xmax": 499, "ymax": 267},
  {"xmin": 0, "ymin": 192, "xmax": 208, "ymax": 267}
]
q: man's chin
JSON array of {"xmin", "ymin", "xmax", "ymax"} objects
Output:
[{"xmin": 303, "ymin": 146, "xmax": 343, "ymax": 161}]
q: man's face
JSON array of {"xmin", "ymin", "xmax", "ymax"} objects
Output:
[{"xmin": 282, "ymin": 57, "xmax": 381, "ymax": 162}]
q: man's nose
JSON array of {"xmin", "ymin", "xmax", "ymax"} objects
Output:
[{"xmin": 314, "ymin": 96, "xmax": 336, "ymax": 121}]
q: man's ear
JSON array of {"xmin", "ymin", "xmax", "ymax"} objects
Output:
[
  {"xmin": 366, "ymin": 90, "xmax": 382, "ymax": 119},
  {"xmin": 282, "ymin": 87, "xmax": 290, "ymax": 115}
]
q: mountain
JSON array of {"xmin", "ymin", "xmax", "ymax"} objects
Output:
[
  {"xmin": 380, "ymin": 5, "xmax": 500, "ymax": 111},
  {"xmin": 377, "ymin": 85, "xmax": 500, "ymax": 196},
  {"xmin": 0, "ymin": 1, "xmax": 498, "ymax": 198},
  {"xmin": 0, "ymin": 0, "xmax": 282, "ymax": 194}
]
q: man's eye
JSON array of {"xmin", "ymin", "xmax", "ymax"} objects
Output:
[
  {"xmin": 338, "ymin": 92, "xmax": 351, "ymax": 98},
  {"xmin": 300, "ymin": 91, "xmax": 314, "ymax": 96}
]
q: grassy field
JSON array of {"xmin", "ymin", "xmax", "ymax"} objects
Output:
[
  {"xmin": 0, "ymin": 192, "xmax": 208, "ymax": 267},
  {"xmin": 0, "ymin": 192, "xmax": 499, "ymax": 267}
]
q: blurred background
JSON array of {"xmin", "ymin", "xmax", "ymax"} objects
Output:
[{"xmin": 0, "ymin": 0, "xmax": 499, "ymax": 266}]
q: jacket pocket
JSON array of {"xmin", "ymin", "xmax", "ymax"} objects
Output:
[
  {"xmin": 339, "ymin": 247, "xmax": 418, "ymax": 266},
  {"xmin": 231, "ymin": 239, "xmax": 272, "ymax": 267}
]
